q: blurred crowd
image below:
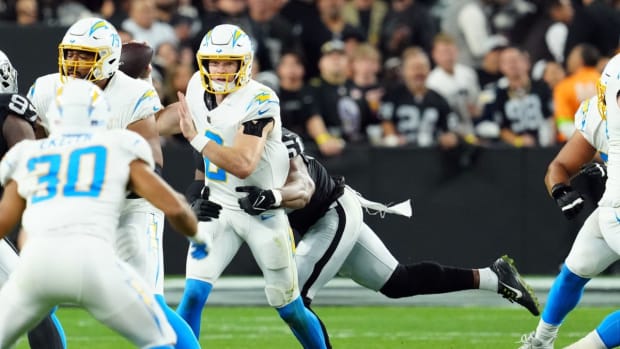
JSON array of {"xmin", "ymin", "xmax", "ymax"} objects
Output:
[{"xmin": 2, "ymin": 0, "xmax": 620, "ymax": 158}]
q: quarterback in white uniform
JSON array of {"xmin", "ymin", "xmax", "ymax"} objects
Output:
[
  {"xmin": 26, "ymin": 17, "xmax": 201, "ymax": 349},
  {"xmin": 518, "ymin": 55, "xmax": 619, "ymax": 349},
  {"xmin": 157, "ymin": 24, "xmax": 326, "ymax": 348},
  {"xmin": 0, "ymin": 80, "xmax": 210, "ymax": 348}
]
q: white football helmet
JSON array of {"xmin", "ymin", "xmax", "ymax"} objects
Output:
[
  {"xmin": 597, "ymin": 53, "xmax": 620, "ymax": 119},
  {"xmin": 0, "ymin": 50, "xmax": 18, "ymax": 94},
  {"xmin": 196, "ymin": 24, "xmax": 253, "ymax": 94},
  {"xmin": 58, "ymin": 17, "xmax": 122, "ymax": 83},
  {"xmin": 47, "ymin": 79, "xmax": 111, "ymax": 134}
]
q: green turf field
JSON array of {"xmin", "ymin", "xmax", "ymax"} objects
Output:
[{"xmin": 12, "ymin": 306, "xmax": 616, "ymax": 348}]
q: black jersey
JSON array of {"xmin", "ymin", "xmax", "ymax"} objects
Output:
[
  {"xmin": 279, "ymin": 85, "xmax": 318, "ymax": 141},
  {"xmin": 0, "ymin": 93, "xmax": 36, "ymax": 157},
  {"xmin": 481, "ymin": 79, "xmax": 552, "ymax": 142},
  {"xmin": 282, "ymin": 129, "xmax": 345, "ymax": 235},
  {"xmin": 309, "ymin": 77, "xmax": 369, "ymax": 143},
  {"xmin": 378, "ymin": 84, "xmax": 453, "ymax": 146}
]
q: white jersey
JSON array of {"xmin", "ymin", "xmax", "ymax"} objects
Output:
[
  {"xmin": 27, "ymin": 71, "xmax": 161, "ymax": 130},
  {"xmin": 0, "ymin": 129, "xmax": 154, "ymax": 242},
  {"xmin": 28, "ymin": 71, "xmax": 162, "ymax": 213},
  {"xmin": 574, "ymin": 95, "xmax": 608, "ymax": 162},
  {"xmin": 185, "ymin": 72, "xmax": 289, "ymax": 209},
  {"xmin": 599, "ymin": 77, "xmax": 620, "ymax": 207}
]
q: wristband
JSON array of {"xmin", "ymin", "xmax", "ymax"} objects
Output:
[
  {"xmin": 315, "ymin": 132, "xmax": 331, "ymax": 145},
  {"xmin": 272, "ymin": 189, "xmax": 283, "ymax": 207},
  {"xmin": 513, "ymin": 136, "xmax": 523, "ymax": 148},
  {"xmin": 190, "ymin": 134, "xmax": 210, "ymax": 152}
]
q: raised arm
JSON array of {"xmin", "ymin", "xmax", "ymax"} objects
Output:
[
  {"xmin": 177, "ymin": 92, "xmax": 272, "ymax": 179},
  {"xmin": 155, "ymin": 102, "xmax": 181, "ymax": 136}
]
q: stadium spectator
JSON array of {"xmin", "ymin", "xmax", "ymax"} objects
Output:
[
  {"xmin": 554, "ymin": 43, "xmax": 600, "ymax": 143},
  {"xmin": 379, "ymin": 46, "xmax": 459, "ymax": 148},
  {"xmin": 342, "ymin": 0, "xmax": 389, "ymax": 46},
  {"xmin": 346, "ymin": 43, "xmax": 384, "ymax": 145},
  {"xmin": 15, "ymin": 0, "xmax": 38, "ymax": 25},
  {"xmin": 192, "ymin": 0, "xmax": 273, "ymax": 72},
  {"xmin": 122, "ymin": 0, "xmax": 178, "ymax": 50},
  {"xmin": 276, "ymin": 50, "xmax": 325, "ymax": 148},
  {"xmin": 564, "ymin": 0, "xmax": 620, "ymax": 59},
  {"xmin": 379, "ymin": 0, "xmax": 436, "ymax": 63},
  {"xmin": 475, "ymin": 38, "xmax": 508, "ymax": 90},
  {"xmin": 248, "ymin": 0, "xmax": 300, "ymax": 70},
  {"xmin": 298, "ymin": 0, "xmax": 364, "ymax": 80},
  {"xmin": 440, "ymin": 0, "xmax": 510, "ymax": 69},
  {"xmin": 480, "ymin": 46, "xmax": 555, "ymax": 148},
  {"xmin": 510, "ymin": 0, "xmax": 574, "ymax": 66},
  {"xmin": 427, "ymin": 33, "xmax": 481, "ymax": 141},
  {"xmin": 309, "ymin": 39, "xmax": 367, "ymax": 147}
]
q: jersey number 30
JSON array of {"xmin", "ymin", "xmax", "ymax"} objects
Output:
[{"xmin": 27, "ymin": 145, "xmax": 107, "ymax": 204}]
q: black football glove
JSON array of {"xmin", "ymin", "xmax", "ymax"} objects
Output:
[
  {"xmin": 190, "ymin": 187, "xmax": 222, "ymax": 221},
  {"xmin": 579, "ymin": 162, "xmax": 607, "ymax": 182},
  {"xmin": 236, "ymin": 186, "xmax": 281, "ymax": 216},
  {"xmin": 551, "ymin": 183, "xmax": 585, "ymax": 220}
]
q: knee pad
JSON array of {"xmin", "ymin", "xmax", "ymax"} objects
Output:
[{"xmin": 265, "ymin": 285, "xmax": 296, "ymax": 308}]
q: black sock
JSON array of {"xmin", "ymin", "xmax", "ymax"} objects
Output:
[
  {"xmin": 27, "ymin": 315, "xmax": 64, "ymax": 349},
  {"xmin": 380, "ymin": 262, "xmax": 476, "ymax": 298}
]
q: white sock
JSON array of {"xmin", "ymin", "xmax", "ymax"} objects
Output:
[
  {"xmin": 564, "ymin": 330, "xmax": 608, "ymax": 349},
  {"xmin": 535, "ymin": 320, "xmax": 560, "ymax": 343},
  {"xmin": 477, "ymin": 267, "xmax": 498, "ymax": 291}
]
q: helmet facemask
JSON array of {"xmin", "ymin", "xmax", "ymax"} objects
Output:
[
  {"xmin": 197, "ymin": 55, "xmax": 252, "ymax": 95},
  {"xmin": 57, "ymin": 18, "xmax": 121, "ymax": 84},
  {"xmin": 58, "ymin": 45, "xmax": 114, "ymax": 83}
]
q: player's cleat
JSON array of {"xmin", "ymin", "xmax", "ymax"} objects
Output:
[
  {"xmin": 491, "ymin": 255, "xmax": 541, "ymax": 316},
  {"xmin": 517, "ymin": 332, "xmax": 554, "ymax": 349}
]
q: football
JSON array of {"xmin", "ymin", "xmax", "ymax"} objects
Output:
[{"xmin": 119, "ymin": 41, "xmax": 153, "ymax": 79}]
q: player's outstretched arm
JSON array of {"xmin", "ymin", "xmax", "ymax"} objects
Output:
[
  {"xmin": 127, "ymin": 116, "xmax": 164, "ymax": 167},
  {"xmin": 545, "ymin": 131, "xmax": 597, "ymax": 195},
  {"xmin": 155, "ymin": 102, "xmax": 181, "ymax": 136},
  {"xmin": 129, "ymin": 159, "xmax": 197, "ymax": 237},
  {"xmin": 281, "ymin": 156, "xmax": 315, "ymax": 209},
  {"xmin": 0, "ymin": 181, "xmax": 26, "ymax": 238}
]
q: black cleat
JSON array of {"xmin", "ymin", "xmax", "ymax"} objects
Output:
[{"xmin": 491, "ymin": 255, "xmax": 541, "ymax": 316}]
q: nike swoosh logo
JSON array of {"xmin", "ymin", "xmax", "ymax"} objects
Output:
[
  {"xmin": 615, "ymin": 213, "xmax": 620, "ymax": 224},
  {"xmin": 500, "ymin": 282, "xmax": 523, "ymax": 299},
  {"xmin": 254, "ymin": 195, "xmax": 265, "ymax": 208},
  {"xmin": 257, "ymin": 109, "xmax": 269, "ymax": 115},
  {"xmin": 260, "ymin": 213, "xmax": 275, "ymax": 221}
]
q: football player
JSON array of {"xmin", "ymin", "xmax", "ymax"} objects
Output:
[
  {"xmin": 228, "ymin": 128, "xmax": 540, "ymax": 347},
  {"xmin": 518, "ymin": 54, "xmax": 619, "ymax": 349},
  {"xmin": 0, "ymin": 79, "xmax": 210, "ymax": 348},
  {"xmin": 157, "ymin": 24, "xmax": 326, "ymax": 348},
  {"xmin": 0, "ymin": 49, "xmax": 67, "ymax": 349},
  {"xmin": 26, "ymin": 18, "xmax": 200, "ymax": 349}
]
